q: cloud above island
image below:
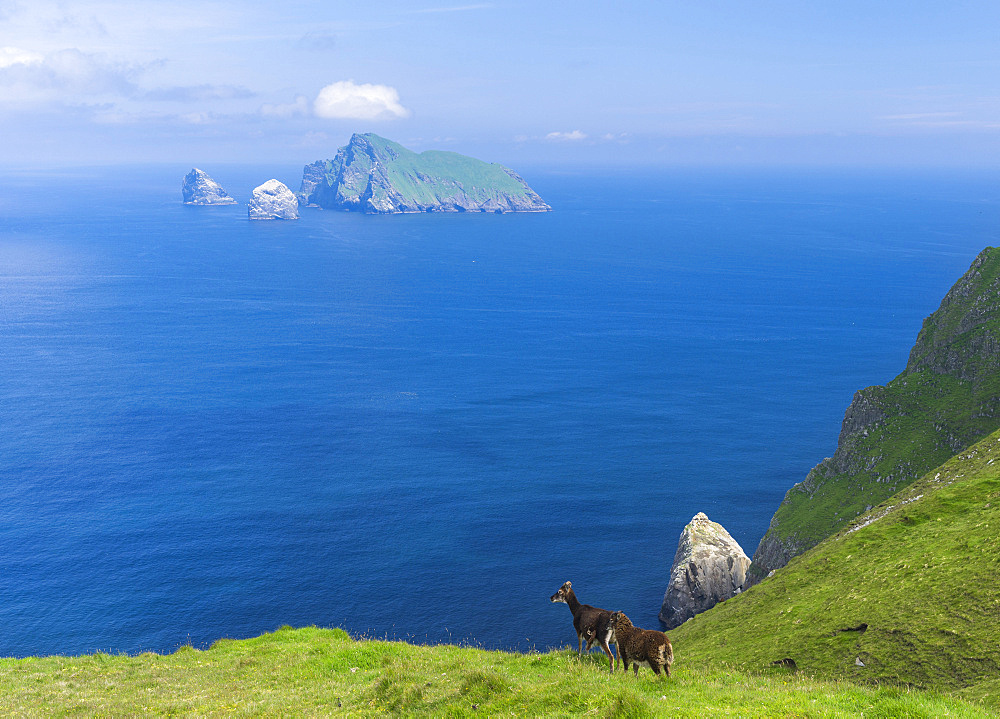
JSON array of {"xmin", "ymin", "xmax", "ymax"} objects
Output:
[
  {"xmin": 313, "ymin": 80, "xmax": 410, "ymax": 121},
  {"xmin": 545, "ymin": 130, "xmax": 587, "ymax": 142}
]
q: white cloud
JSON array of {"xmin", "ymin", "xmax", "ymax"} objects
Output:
[
  {"xmin": 0, "ymin": 47, "xmax": 139, "ymax": 102},
  {"xmin": 0, "ymin": 46, "xmax": 44, "ymax": 68},
  {"xmin": 260, "ymin": 95, "xmax": 309, "ymax": 118},
  {"xmin": 178, "ymin": 111, "xmax": 215, "ymax": 124},
  {"xmin": 313, "ymin": 80, "xmax": 410, "ymax": 121},
  {"xmin": 545, "ymin": 129, "xmax": 587, "ymax": 141}
]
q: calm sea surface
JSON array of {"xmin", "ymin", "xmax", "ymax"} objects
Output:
[{"xmin": 0, "ymin": 165, "xmax": 997, "ymax": 657}]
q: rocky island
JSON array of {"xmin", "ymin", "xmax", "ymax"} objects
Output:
[
  {"xmin": 181, "ymin": 168, "xmax": 237, "ymax": 205},
  {"xmin": 248, "ymin": 180, "xmax": 299, "ymax": 220},
  {"xmin": 298, "ymin": 133, "xmax": 550, "ymax": 214}
]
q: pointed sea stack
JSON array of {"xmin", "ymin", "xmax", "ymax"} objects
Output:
[
  {"xmin": 248, "ymin": 179, "xmax": 299, "ymax": 220},
  {"xmin": 297, "ymin": 133, "xmax": 550, "ymax": 214},
  {"xmin": 659, "ymin": 512, "xmax": 750, "ymax": 629},
  {"xmin": 748, "ymin": 246, "xmax": 1000, "ymax": 585},
  {"xmin": 182, "ymin": 168, "xmax": 237, "ymax": 205}
]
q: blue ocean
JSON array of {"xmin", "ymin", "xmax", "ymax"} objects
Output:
[{"xmin": 1, "ymin": 165, "xmax": 997, "ymax": 658}]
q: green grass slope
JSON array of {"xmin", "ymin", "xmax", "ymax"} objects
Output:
[
  {"xmin": 752, "ymin": 246, "xmax": 1000, "ymax": 578},
  {"xmin": 0, "ymin": 627, "xmax": 991, "ymax": 717},
  {"xmin": 355, "ymin": 133, "xmax": 531, "ymax": 203},
  {"xmin": 673, "ymin": 427, "xmax": 1000, "ymax": 709}
]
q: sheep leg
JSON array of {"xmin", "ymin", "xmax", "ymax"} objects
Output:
[{"xmin": 599, "ymin": 638, "xmax": 614, "ymax": 672}]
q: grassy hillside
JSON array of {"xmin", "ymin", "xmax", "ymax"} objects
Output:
[
  {"xmin": 0, "ymin": 626, "xmax": 992, "ymax": 717},
  {"xmin": 752, "ymin": 246, "xmax": 1000, "ymax": 578},
  {"xmin": 673, "ymin": 427, "xmax": 1000, "ymax": 709}
]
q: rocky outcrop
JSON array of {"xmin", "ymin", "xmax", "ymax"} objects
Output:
[
  {"xmin": 659, "ymin": 512, "xmax": 750, "ymax": 629},
  {"xmin": 297, "ymin": 133, "xmax": 551, "ymax": 214},
  {"xmin": 749, "ymin": 246, "xmax": 1000, "ymax": 585},
  {"xmin": 181, "ymin": 168, "xmax": 237, "ymax": 205},
  {"xmin": 248, "ymin": 180, "xmax": 299, "ymax": 220}
]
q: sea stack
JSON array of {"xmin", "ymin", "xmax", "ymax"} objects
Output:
[
  {"xmin": 181, "ymin": 168, "xmax": 237, "ymax": 205},
  {"xmin": 659, "ymin": 512, "xmax": 751, "ymax": 629},
  {"xmin": 248, "ymin": 179, "xmax": 299, "ymax": 220}
]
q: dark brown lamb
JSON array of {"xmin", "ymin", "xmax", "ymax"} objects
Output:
[
  {"xmin": 549, "ymin": 581, "xmax": 617, "ymax": 671},
  {"xmin": 608, "ymin": 611, "xmax": 673, "ymax": 678}
]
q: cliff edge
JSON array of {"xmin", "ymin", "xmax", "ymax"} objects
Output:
[{"xmin": 749, "ymin": 246, "xmax": 1000, "ymax": 583}]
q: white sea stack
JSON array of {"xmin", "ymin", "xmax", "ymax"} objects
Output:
[
  {"xmin": 658, "ymin": 512, "xmax": 751, "ymax": 629},
  {"xmin": 248, "ymin": 179, "xmax": 299, "ymax": 220},
  {"xmin": 182, "ymin": 168, "xmax": 237, "ymax": 205}
]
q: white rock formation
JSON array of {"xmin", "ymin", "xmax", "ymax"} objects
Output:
[
  {"xmin": 182, "ymin": 168, "xmax": 237, "ymax": 205},
  {"xmin": 248, "ymin": 179, "xmax": 299, "ymax": 220},
  {"xmin": 658, "ymin": 512, "xmax": 751, "ymax": 629}
]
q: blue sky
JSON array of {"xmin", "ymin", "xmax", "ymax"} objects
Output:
[{"xmin": 2, "ymin": 0, "xmax": 999, "ymax": 167}]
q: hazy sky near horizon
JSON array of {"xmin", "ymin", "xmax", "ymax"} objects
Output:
[{"xmin": 2, "ymin": 1, "xmax": 1000, "ymax": 167}]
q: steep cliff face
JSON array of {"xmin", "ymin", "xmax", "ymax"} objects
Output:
[
  {"xmin": 659, "ymin": 512, "xmax": 750, "ymax": 629},
  {"xmin": 297, "ymin": 133, "xmax": 550, "ymax": 214},
  {"xmin": 749, "ymin": 246, "xmax": 1000, "ymax": 583}
]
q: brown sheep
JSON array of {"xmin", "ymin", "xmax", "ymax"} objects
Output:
[
  {"xmin": 608, "ymin": 611, "xmax": 673, "ymax": 678},
  {"xmin": 549, "ymin": 581, "xmax": 617, "ymax": 671}
]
